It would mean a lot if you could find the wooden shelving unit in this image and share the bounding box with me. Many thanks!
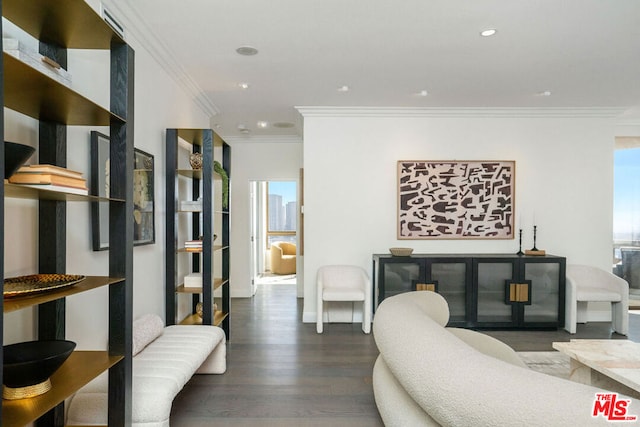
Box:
[1,0,134,425]
[179,311,227,326]
[176,279,228,294]
[4,182,123,202]
[3,53,124,125]
[165,128,231,338]
[4,276,124,313]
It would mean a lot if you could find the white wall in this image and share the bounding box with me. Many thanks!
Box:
[3,17,210,348]
[227,140,303,298]
[300,109,618,323]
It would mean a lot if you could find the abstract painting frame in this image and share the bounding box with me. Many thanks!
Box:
[397,160,515,240]
[90,131,110,251]
[133,148,155,246]
[91,131,156,250]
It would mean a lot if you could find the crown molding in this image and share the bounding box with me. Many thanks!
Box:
[615,119,640,128]
[295,106,627,118]
[100,0,219,118]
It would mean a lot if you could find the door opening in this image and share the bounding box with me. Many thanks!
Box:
[250,181,298,291]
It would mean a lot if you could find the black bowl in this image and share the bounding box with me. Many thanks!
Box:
[3,340,76,388]
[4,141,35,179]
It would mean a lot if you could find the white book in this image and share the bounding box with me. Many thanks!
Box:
[13,183,89,195]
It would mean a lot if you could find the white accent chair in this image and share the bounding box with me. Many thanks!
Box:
[316,265,372,334]
[565,264,629,335]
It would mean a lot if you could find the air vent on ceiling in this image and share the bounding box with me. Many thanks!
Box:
[101,5,125,39]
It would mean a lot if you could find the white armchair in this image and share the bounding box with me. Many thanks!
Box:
[565,264,629,335]
[316,265,372,334]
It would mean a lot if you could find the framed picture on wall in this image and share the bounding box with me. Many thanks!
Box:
[397,160,515,239]
[133,148,155,246]
[90,131,110,251]
[91,131,156,250]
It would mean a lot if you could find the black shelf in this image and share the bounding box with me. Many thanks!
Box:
[1,0,134,425]
[166,128,230,338]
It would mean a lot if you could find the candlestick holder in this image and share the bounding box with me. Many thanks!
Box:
[516,229,524,256]
[524,225,546,256]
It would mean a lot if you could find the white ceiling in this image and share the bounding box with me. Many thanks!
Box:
[107,0,640,139]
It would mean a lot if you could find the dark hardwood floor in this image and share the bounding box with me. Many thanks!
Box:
[171,283,640,425]
[171,283,383,426]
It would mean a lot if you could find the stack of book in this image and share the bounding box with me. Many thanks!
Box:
[9,164,88,195]
[184,239,203,252]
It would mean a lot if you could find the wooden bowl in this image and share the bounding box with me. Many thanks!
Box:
[389,247,414,257]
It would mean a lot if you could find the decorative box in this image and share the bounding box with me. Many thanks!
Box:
[184,273,202,288]
[3,38,72,87]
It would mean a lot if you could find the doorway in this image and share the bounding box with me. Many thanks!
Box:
[250,181,298,294]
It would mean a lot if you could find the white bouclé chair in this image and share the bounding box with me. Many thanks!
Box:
[316,265,372,334]
[565,264,629,335]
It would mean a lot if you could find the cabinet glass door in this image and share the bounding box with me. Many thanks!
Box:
[476,261,514,323]
[430,261,468,322]
[523,262,561,323]
[382,261,422,300]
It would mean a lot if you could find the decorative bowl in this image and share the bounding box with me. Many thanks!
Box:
[389,247,414,257]
[3,340,76,399]
[4,141,35,179]
[189,152,202,170]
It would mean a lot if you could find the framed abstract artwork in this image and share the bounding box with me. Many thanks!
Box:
[397,160,515,239]
[91,131,155,250]
[90,131,110,251]
[133,148,155,246]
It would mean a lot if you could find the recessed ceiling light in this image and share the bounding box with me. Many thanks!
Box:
[236,46,258,56]
[257,121,269,128]
[480,29,497,37]
[419,90,429,97]
[536,90,552,97]
[273,122,295,129]
[337,85,350,92]
[237,124,250,134]
[238,82,250,89]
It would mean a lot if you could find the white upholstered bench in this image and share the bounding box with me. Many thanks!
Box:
[66,314,226,427]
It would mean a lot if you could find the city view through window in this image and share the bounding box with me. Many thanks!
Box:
[267,181,297,247]
[614,148,640,254]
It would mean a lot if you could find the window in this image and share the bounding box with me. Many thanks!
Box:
[267,181,297,248]
[613,146,640,255]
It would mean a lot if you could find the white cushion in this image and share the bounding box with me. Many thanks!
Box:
[132,314,165,356]
[322,287,365,301]
[577,287,622,302]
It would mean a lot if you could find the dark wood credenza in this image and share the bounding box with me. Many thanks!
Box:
[373,253,566,329]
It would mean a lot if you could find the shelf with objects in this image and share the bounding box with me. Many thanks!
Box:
[373,253,565,329]
[165,128,230,338]
[1,0,134,425]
